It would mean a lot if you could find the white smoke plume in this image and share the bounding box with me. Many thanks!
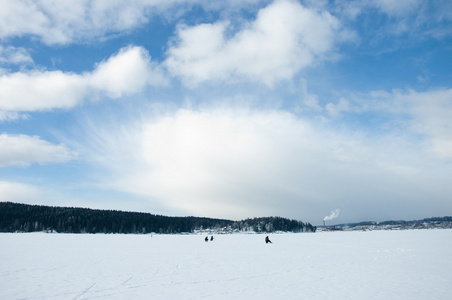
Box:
[324,209,340,221]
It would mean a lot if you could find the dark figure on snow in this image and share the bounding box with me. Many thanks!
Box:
[210,236,214,241]
[265,236,272,244]
[205,236,209,242]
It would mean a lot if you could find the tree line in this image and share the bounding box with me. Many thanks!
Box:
[233,217,315,233]
[0,202,316,234]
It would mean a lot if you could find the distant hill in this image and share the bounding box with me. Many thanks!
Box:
[330,216,452,230]
[0,202,315,234]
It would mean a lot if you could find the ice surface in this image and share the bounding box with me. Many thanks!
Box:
[1,230,451,299]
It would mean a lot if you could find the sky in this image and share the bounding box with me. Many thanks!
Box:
[0,0,451,225]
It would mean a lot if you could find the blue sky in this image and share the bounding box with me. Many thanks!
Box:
[1,0,452,224]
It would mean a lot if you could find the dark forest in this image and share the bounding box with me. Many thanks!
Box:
[0,202,316,234]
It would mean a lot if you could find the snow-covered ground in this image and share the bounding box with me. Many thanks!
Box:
[1,229,451,299]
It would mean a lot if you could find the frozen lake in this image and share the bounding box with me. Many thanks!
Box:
[1,230,451,299]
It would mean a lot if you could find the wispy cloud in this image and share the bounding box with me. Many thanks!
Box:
[71,103,452,220]
[373,0,422,16]
[0,134,77,167]
[0,46,33,65]
[0,111,28,122]
[0,0,165,45]
[339,0,452,40]
[322,87,452,160]
[0,0,267,45]
[394,89,452,159]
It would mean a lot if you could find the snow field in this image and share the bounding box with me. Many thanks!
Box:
[1,229,451,299]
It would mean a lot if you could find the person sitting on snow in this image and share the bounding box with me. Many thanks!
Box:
[265,236,272,244]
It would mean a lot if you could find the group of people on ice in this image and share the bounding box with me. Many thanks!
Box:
[204,235,272,243]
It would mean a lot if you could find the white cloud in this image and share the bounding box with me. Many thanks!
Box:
[325,97,352,117]
[0,0,162,45]
[0,0,49,41]
[373,0,421,16]
[165,0,345,87]
[75,105,452,221]
[335,0,367,20]
[0,70,85,111]
[0,46,166,112]
[335,0,452,40]
[0,46,33,65]
[91,46,167,98]
[328,88,452,159]
[394,89,452,159]
[336,0,421,19]
[0,0,267,45]
[0,133,77,167]
[0,111,28,122]
[299,79,322,112]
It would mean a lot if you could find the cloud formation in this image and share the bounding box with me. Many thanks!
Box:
[0,46,33,65]
[323,87,452,159]
[0,0,162,45]
[395,89,452,159]
[0,0,451,224]
[0,0,266,45]
[0,46,166,112]
[373,0,421,16]
[0,134,76,167]
[75,105,452,221]
[166,0,349,87]
[0,111,28,122]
